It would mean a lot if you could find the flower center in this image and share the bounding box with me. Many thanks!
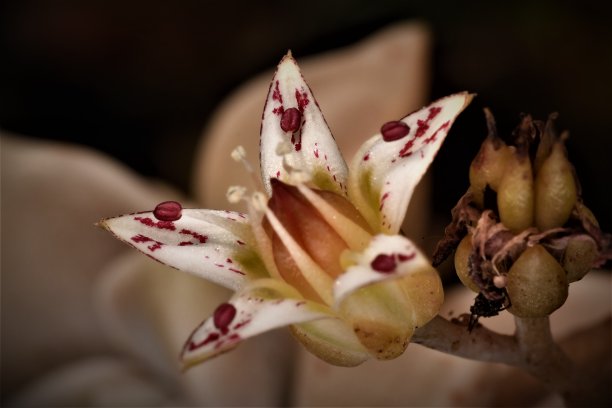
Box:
[266,179,373,304]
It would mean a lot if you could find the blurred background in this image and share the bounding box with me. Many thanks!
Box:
[1,0,611,230]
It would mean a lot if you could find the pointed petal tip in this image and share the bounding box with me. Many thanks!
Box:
[348,91,475,233]
[96,216,118,233]
[434,91,475,112]
[442,91,475,108]
[464,91,476,106]
[278,51,298,68]
[260,52,348,195]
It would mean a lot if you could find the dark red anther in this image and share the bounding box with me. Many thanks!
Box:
[280,107,302,132]
[213,303,237,331]
[381,121,410,142]
[153,201,182,221]
[371,254,397,273]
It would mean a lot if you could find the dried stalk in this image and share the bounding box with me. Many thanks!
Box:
[413,314,611,407]
[412,315,520,365]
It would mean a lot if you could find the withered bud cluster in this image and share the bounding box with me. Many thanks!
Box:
[434,110,611,327]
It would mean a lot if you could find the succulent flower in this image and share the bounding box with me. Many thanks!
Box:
[100,52,472,368]
[434,110,612,324]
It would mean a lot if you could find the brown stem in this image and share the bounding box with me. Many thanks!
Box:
[414,314,610,407]
[412,315,520,365]
[513,317,575,402]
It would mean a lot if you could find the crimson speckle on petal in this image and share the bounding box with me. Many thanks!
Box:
[153,201,182,221]
[381,121,410,142]
[280,107,302,132]
[371,254,397,273]
[213,303,237,332]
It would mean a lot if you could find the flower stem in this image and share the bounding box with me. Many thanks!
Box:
[412,315,520,365]
[513,317,573,393]
[514,316,607,407]
[413,314,610,406]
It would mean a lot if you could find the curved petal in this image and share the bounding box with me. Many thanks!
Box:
[260,53,348,196]
[99,209,267,291]
[348,93,474,233]
[333,234,443,359]
[337,234,443,327]
[290,319,370,367]
[180,279,332,369]
[334,234,435,305]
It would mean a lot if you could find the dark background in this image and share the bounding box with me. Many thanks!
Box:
[2,0,611,231]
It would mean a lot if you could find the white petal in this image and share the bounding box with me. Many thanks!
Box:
[260,53,348,195]
[334,234,433,306]
[180,279,332,368]
[348,93,474,233]
[100,209,267,291]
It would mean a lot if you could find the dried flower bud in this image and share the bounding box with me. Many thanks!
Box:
[454,233,480,292]
[563,235,598,283]
[535,140,577,230]
[506,245,568,318]
[497,147,534,233]
[437,111,610,326]
[469,111,511,208]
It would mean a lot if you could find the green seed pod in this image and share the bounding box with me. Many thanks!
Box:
[497,147,534,233]
[454,233,480,292]
[469,110,511,208]
[535,141,577,230]
[563,235,598,283]
[507,245,568,318]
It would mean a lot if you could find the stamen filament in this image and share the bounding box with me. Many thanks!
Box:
[230,145,263,191]
[226,185,247,204]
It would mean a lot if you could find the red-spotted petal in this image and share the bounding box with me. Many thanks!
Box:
[180,279,332,369]
[99,209,267,290]
[334,234,434,305]
[348,93,474,233]
[333,234,443,359]
[260,52,348,195]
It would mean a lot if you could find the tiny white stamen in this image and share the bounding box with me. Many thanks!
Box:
[275,141,311,183]
[229,145,262,191]
[288,169,311,184]
[226,185,247,203]
[283,154,299,171]
[231,145,247,162]
[251,192,268,212]
[231,145,254,174]
[276,141,293,156]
